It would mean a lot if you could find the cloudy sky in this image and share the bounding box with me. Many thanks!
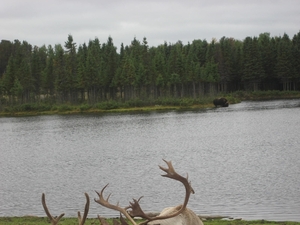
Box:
[1,0,299,49]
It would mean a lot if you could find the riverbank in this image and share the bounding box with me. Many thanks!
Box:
[0,217,299,225]
[1,90,300,117]
[0,103,214,117]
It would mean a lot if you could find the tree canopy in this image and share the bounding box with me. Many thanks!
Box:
[0,31,300,105]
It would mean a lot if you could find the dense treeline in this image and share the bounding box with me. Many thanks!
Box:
[0,32,300,106]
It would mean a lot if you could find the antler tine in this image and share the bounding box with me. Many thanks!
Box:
[138,159,195,223]
[159,159,194,194]
[41,193,65,225]
[159,159,176,175]
[94,184,137,225]
[127,196,152,220]
[77,192,90,225]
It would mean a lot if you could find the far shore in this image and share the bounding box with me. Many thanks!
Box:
[1,90,300,117]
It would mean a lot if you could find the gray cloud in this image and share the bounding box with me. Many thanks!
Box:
[1,0,299,49]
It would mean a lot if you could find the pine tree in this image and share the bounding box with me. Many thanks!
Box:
[258,33,278,90]
[2,56,15,100]
[275,33,295,90]
[31,46,42,98]
[154,47,168,97]
[168,42,184,97]
[0,40,13,77]
[242,37,265,91]
[18,58,33,102]
[112,43,125,99]
[42,45,55,97]
[185,44,198,98]
[86,38,102,103]
[216,37,240,92]
[121,55,136,100]
[64,34,78,102]
[292,32,300,89]
[76,43,88,101]
[11,78,23,102]
[53,44,67,102]
[102,36,118,99]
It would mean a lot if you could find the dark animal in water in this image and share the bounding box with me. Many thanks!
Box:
[213,98,229,107]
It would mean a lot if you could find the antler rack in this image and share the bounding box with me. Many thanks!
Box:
[94,159,195,225]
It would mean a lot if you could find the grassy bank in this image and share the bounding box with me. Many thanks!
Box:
[0,217,299,225]
[0,96,221,117]
[231,90,300,100]
[1,91,300,117]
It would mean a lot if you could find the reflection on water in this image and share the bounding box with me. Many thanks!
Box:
[0,99,300,221]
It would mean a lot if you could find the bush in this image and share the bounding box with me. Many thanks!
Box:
[93,101,120,110]
[155,97,181,106]
[126,99,146,107]
[79,104,92,111]
[36,104,52,112]
[57,104,73,112]
[179,98,194,107]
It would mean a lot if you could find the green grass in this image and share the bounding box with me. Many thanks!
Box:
[0,97,216,117]
[0,216,98,225]
[204,220,300,225]
[0,216,144,225]
[0,217,299,225]
[230,90,300,100]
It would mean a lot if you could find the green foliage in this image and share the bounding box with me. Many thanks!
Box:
[230,90,300,100]
[11,78,23,97]
[202,58,220,82]
[231,90,248,98]
[2,55,15,94]
[275,33,296,91]
[79,104,92,111]
[1,92,300,116]
[56,104,73,112]
[154,97,203,107]
[242,37,266,89]
[155,97,181,106]
[1,103,52,113]
[93,100,120,110]
[1,32,300,108]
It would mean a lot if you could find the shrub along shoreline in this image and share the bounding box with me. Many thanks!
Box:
[1,91,300,117]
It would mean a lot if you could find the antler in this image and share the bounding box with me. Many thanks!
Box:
[41,193,65,225]
[77,192,90,225]
[42,193,90,225]
[95,159,195,225]
[94,184,136,225]
[127,159,195,224]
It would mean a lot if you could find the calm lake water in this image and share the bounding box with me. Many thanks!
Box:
[0,99,300,221]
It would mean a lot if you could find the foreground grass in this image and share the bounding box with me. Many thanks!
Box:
[0,217,299,225]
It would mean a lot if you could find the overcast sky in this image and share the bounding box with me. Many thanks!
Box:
[1,0,299,50]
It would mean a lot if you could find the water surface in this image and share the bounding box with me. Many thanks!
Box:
[0,99,300,221]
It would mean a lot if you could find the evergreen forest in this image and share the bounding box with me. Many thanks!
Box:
[0,32,300,108]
